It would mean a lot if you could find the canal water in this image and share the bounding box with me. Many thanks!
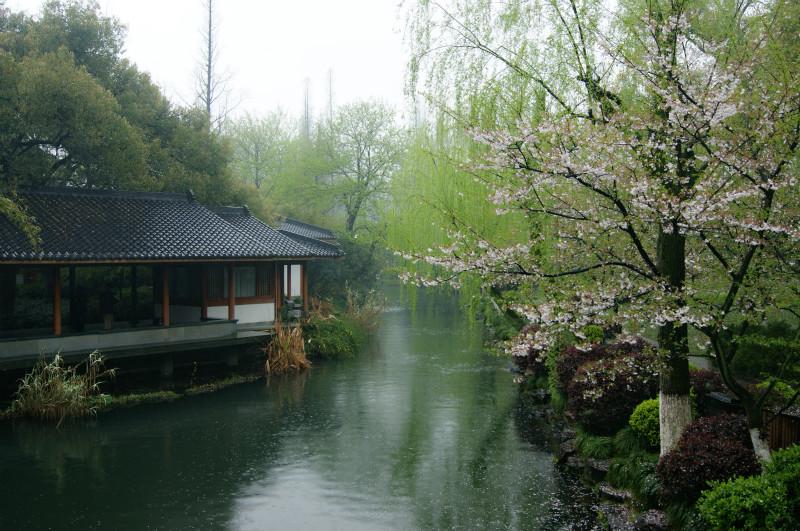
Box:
[0,286,598,530]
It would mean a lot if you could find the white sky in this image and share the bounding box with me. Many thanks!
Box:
[7,0,409,120]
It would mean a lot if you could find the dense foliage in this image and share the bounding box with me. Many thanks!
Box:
[657,415,760,504]
[303,316,365,360]
[567,349,660,434]
[698,444,800,530]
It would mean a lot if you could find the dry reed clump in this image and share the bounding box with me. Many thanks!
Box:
[10,351,115,427]
[264,324,311,375]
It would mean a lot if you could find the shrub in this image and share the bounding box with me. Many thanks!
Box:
[765,443,800,520]
[657,415,760,504]
[566,349,659,434]
[630,398,660,449]
[698,474,792,530]
[303,316,365,360]
[10,351,115,426]
[555,344,606,391]
[555,337,645,391]
[344,285,386,332]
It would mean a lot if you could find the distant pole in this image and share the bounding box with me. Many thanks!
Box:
[327,69,334,125]
[303,78,311,139]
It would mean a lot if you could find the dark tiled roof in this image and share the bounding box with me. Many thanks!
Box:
[0,188,332,262]
[212,207,340,258]
[277,230,343,258]
[278,218,336,241]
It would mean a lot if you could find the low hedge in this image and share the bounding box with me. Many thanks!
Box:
[566,349,659,435]
[657,415,760,504]
[698,474,791,530]
[698,443,800,530]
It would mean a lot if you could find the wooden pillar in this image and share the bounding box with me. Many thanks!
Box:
[227,264,235,321]
[286,264,292,299]
[302,262,308,313]
[53,267,62,337]
[201,265,208,320]
[274,262,281,321]
[162,265,170,327]
[130,265,138,326]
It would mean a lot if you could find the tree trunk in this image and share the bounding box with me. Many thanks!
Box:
[657,229,692,454]
[345,209,358,234]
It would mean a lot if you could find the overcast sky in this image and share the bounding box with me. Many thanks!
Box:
[7,0,409,120]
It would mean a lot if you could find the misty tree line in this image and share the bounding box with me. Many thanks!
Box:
[0,0,408,243]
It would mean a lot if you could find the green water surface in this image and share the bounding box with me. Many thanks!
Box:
[0,286,597,530]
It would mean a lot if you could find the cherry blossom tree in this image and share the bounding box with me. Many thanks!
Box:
[403,0,799,456]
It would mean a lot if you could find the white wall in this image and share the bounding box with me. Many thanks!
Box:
[290,264,302,297]
[208,303,274,324]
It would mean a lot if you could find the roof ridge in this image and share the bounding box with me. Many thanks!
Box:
[210,207,319,257]
[282,217,336,238]
[19,186,189,202]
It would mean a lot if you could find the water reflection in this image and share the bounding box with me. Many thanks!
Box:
[0,285,597,530]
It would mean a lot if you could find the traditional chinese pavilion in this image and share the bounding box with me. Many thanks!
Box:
[0,187,342,367]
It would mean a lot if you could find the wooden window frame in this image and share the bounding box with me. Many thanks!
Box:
[207,263,275,306]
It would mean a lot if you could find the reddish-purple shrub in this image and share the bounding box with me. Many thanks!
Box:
[555,337,646,391]
[555,344,605,390]
[657,415,760,503]
[566,349,660,434]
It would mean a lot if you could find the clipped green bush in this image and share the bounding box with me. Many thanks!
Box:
[698,474,792,530]
[629,398,660,449]
[765,443,800,520]
[303,316,365,360]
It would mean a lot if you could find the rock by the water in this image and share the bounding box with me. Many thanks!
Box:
[598,482,631,502]
[633,510,668,531]
[598,503,635,531]
[557,438,577,463]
